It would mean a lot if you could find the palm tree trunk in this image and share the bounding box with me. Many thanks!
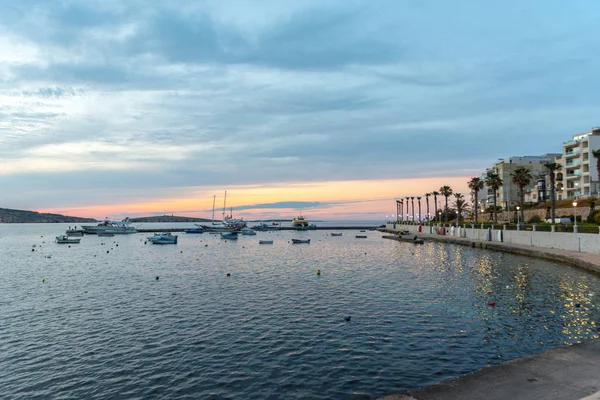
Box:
[550,177,556,223]
[474,192,479,223]
[418,200,422,223]
[426,198,430,222]
[520,186,525,224]
[444,196,449,223]
[493,190,498,223]
[411,198,415,222]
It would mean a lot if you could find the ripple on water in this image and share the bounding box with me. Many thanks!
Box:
[0,224,599,399]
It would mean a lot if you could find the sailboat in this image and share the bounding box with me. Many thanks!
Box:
[200,192,247,232]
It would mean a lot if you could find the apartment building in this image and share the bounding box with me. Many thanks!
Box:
[486,154,560,210]
[559,127,600,200]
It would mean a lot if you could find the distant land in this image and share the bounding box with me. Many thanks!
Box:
[0,208,98,223]
[130,215,213,223]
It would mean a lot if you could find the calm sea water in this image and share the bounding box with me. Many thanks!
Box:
[1,223,599,399]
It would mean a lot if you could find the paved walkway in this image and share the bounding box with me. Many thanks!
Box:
[379,339,600,400]
[379,229,600,399]
[381,229,600,274]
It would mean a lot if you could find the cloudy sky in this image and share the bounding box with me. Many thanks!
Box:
[1,0,599,220]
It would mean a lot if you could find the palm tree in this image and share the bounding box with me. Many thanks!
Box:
[439,186,453,223]
[543,162,561,223]
[453,193,469,223]
[468,177,485,223]
[511,167,533,224]
[432,191,440,223]
[411,197,415,222]
[405,196,410,221]
[417,196,422,223]
[485,172,503,223]
[425,193,431,223]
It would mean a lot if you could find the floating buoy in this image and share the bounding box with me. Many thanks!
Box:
[180,251,183,253]
[156,276,159,281]
[31,249,35,252]
[575,303,581,308]
[106,250,109,253]
[196,258,199,260]
[205,244,208,247]
[42,278,45,283]
[487,302,496,307]
[227,273,231,276]
[344,316,351,322]
[317,269,321,276]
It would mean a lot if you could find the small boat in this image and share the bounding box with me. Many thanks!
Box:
[291,239,310,244]
[221,232,238,240]
[56,235,81,244]
[98,231,115,237]
[240,227,257,235]
[355,235,367,239]
[359,230,366,232]
[147,233,178,244]
[65,229,84,236]
[259,240,274,244]
[331,233,343,236]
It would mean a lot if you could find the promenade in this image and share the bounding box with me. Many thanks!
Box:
[378,226,600,400]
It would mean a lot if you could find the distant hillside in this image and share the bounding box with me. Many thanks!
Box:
[129,215,214,223]
[0,208,98,223]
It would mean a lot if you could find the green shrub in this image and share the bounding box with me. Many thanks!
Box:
[588,210,600,224]
[528,215,542,223]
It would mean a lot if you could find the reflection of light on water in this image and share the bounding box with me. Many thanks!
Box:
[558,278,598,344]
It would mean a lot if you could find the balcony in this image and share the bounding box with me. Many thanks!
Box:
[566,171,582,179]
[564,148,581,158]
[565,159,581,167]
[563,139,579,147]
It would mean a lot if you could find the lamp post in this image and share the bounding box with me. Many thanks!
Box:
[516,205,520,229]
[573,200,578,232]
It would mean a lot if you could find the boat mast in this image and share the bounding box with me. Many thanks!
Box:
[223,190,227,220]
[212,195,216,224]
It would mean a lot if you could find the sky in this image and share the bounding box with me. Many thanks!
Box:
[1,0,599,220]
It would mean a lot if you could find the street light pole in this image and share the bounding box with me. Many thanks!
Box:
[516,205,520,229]
[573,200,578,232]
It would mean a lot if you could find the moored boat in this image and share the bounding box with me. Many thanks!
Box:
[147,233,178,244]
[331,233,343,236]
[291,238,310,244]
[65,230,84,236]
[184,226,204,234]
[98,232,115,237]
[240,227,257,235]
[355,235,367,239]
[56,235,81,244]
[259,240,273,244]
[221,232,238,240]
[293,216,309,230]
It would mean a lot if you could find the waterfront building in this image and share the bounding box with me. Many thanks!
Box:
[559,127,600,200]
[486,154,560,210]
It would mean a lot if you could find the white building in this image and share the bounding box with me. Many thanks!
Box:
[558,127,600,200]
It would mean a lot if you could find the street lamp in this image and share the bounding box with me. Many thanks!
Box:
[573,201,578,231]
[516,205,520,227]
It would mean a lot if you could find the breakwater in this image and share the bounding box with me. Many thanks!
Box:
[137,226,378,233]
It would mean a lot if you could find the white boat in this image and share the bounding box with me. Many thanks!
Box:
[251,222,281,231]
[56,235,81,244]
[240,227,257,235]
[147,233,178,244]
[291,239,310,244]
[259,240,273,244]
[82,217,137,234]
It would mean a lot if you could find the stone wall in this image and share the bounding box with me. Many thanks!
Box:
[481,206,595,223]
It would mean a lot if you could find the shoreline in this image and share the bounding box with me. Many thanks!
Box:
[378,227,600,399]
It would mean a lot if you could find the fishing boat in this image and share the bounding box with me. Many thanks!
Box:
[292,216,309,230]
[81,217,137,234]
[291,238,310,244]
[65,230,84,236]
[331,233,343,236]
[259,240,273,244]
[147,233,178,244]
[240,227,257,235]
[220,232,238,240]
[55,235,81,244]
